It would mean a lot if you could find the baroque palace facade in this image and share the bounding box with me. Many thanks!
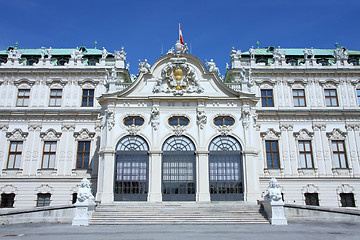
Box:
[0,42,359,209]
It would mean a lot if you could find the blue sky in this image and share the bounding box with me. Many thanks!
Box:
[1,0,359,74]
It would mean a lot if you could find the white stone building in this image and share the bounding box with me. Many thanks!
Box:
[0,43,359,209]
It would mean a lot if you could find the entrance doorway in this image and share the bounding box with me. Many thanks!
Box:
[209,136,243,201]
[114,136,149,201]
[162,136,196,201]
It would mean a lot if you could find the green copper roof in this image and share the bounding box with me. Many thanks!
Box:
[242,48,360,56]
[0,48,104,56]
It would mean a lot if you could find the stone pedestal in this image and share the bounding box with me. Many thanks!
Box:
[72,202,96,226]
[263,200,288,225]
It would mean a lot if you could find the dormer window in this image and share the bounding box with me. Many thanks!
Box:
[124,116,144,126]
[213,116,235,126]
[168,116,189,126]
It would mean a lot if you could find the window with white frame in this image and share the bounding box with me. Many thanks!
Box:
[16,89,30,107]
[7,141,22,169]
[49,89,62,107]
[332,140,348,169]
[41,141,57,169]
[324,89,339,107]
[299,140,314,168]
[293,89,306,107]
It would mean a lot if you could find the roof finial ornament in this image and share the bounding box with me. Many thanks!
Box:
[256,41,260,48]
[94,41,98,49]
[15,42,18,49]
[335,42,339,49]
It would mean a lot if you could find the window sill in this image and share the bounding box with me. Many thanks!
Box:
[298,168,318,176]
[263,168,284,177]
[2,169,23,176]
[71,168,91,176]
[332,168,352,176]
[37,169,57,176]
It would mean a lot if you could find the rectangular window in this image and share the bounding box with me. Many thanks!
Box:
[305,193,319,206]
[299,140,314,168]
[42,141,57,169]
[37,193,51,207]
[76,141,91,169]
[1,193,15,208]
[7,141,22,169]
[293,89,306,107]
[332,140,348,168]
[340,193,356,207]
[49,89,62,107]
[261,89,274,107]
[325,89,338,107]
[357,89,360,106]
[265,140,280,168]
[81,89,94,107]
[16,89,30,107]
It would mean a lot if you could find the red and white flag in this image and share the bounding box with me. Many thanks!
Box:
[179,23,184,45]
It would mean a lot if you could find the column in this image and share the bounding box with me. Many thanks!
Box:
[148,151,162,202]
[243,149,260,202]
[196,151,210,202]
[346,124,360,177]
[313,124,326,176]
[98,149,115,203]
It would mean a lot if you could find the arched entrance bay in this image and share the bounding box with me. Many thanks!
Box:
[209,136,244,201]
[114,136,149,201]
[162,136,196,201]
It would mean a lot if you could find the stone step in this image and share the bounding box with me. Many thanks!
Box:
[90,203,268,225]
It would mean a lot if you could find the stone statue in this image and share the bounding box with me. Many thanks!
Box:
[130,74,137,82]
[248,68,254,85]
[197,110,207,129]
[150,105,160,130]
[40,47,46,60]
[115,46,126,61]
[71,47,83,61]
[226,62,229,70]
[249,46,255,59]
[7,48,22,60]
[265,178,282,203]
[183,43,189,54]
[139,59,151,74]
[206,59,220,75]
[47,47,52,59]
[102,47,108,59]
[303,48,308,59]
[334,47,349,61]
[167,47,174,54]
[273,46,286,61]
[309,47,315,59]
[76,178,95,205]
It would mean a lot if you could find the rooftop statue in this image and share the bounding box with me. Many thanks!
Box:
[334,47,349,61]
[167,47,175,54]
[7,48,22,60]
[230,47,241,60]
[71,47,83,60]
[115,46,126,61]
[308,47,315,59]
[138,59,151,74]
[102,47,108,59]
[40,47,46,60]
[249,46,255,59]
[206,59,220,76]
[111,65,117,79]
[183,43,189,54]
[47,47,52,59]
[273,46,286,61]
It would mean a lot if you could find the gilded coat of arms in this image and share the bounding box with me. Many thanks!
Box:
[153,57,203,96]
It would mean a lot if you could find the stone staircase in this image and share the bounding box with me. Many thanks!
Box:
[90,202,269,225]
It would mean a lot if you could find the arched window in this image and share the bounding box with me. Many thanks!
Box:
[209,136,243,201]
[116,135,148,151]
[162,135,195,151]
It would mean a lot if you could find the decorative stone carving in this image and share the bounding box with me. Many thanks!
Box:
[336,184,354,194]
[153,57,203,96]
[293,129,314,140]
[45,78,67,87]
[0,124,9,131]
[40,129,62,140]
[334,47,349,62]
[206,59,220,76]
[61,123,75,132]
[14,78,36,87]
[138,59,151,74]
[196,110,207,129]
[273,46,286,61]
[6,129,28,140]
[312,124,326,131]
[241,108,251,129]
[326,128,347,140]
[126,125,141,136]
[346,124,360,131]
[47,47,52,59]
[263,178,287,225]
[301,184,319,194]
[260,128,281,140]
[150,106,160,131]
[70,47,84,61]
[0,185,18,194]
[73,129,95,140]
[172,125,186,136]
[7,48,22,62]
[76,178,95,204]
[249,46,255,59]
[217,125,232,136]
[28,123,42,131]
[99,109,115,131]
[36,184,53,193]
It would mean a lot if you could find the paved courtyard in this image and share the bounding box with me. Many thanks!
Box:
[0,221,359,240]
